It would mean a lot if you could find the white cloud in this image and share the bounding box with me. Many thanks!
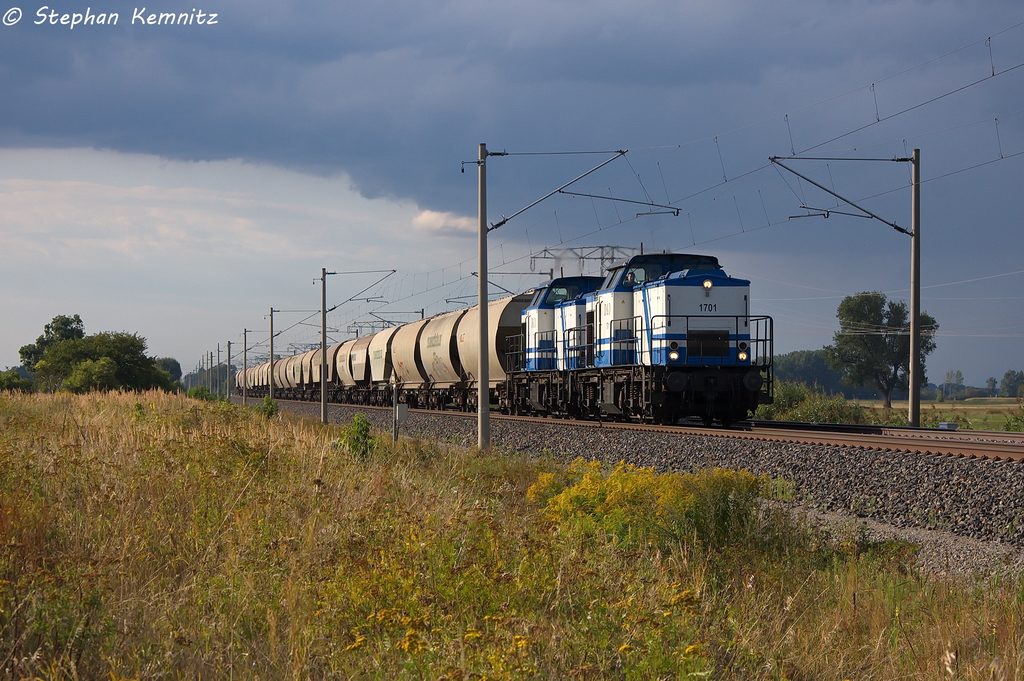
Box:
[412,209,476,237]
[0,148,480,368]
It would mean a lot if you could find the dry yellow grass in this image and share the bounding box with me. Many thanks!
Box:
[1,391,1022,679]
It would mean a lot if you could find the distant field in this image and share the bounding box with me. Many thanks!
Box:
[855,398,1022,430]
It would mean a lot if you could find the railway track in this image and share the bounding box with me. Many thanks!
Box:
[264,398,1024,462]
[494,414,1024,461]
[729,424,1024,462]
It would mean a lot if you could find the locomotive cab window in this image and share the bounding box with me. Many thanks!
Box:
[544,285,581,305]
[623,268,648,287]
[601,267,623,290]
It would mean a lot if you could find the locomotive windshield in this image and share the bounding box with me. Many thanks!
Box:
[544,283,584,305]
[531,276,604,306]
[601,267,623,290]
[605,253,721,289]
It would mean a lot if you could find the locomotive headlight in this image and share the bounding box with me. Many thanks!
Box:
[738,351,748,361]
[703,279,713,297]
[669,351,680,361]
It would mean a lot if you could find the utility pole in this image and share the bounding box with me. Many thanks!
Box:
[477,143,490,450]
[909,149,922,427]
[769,153,922,425]
[226,341,232,403]
[242,329,250,406]
[269,308,277,401]
[319,268,337,424]
[216,344,221,399]
[210,351,215,397]
[469,144,631,449]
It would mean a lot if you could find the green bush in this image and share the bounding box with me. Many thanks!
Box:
[257,395,279,419]
[785,391,869,424]
[753,381,810,420]
[186,386,215,401]
[754,381,943,425]
[340,414,374,460]
[1004,409,1024,432]
[63,357,118,393]
[920,410,971,429]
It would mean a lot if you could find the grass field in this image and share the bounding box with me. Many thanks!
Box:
[2,391,1023,679]
[856,398,1024,430]
[758,382,1024,430]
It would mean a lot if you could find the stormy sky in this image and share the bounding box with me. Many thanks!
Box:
[2,0,1023,387]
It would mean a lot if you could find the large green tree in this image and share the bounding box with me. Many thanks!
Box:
[823,292,938,409]
[1000,370,1024,398]
[156,357,183,382]
[18,314,85,372]
[33,332,174,393]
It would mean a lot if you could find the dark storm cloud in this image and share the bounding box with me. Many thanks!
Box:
[2,0,1024,384]
[1,0,1022,214]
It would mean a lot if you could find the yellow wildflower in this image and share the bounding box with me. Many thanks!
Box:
[344,636,367,651]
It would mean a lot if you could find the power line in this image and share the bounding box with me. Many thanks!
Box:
[241,23,1024,353]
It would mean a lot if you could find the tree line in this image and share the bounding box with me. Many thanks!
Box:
[778,349,1022,401]
[0,314,181,394]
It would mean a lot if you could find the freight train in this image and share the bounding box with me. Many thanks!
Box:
[237,252,774,426]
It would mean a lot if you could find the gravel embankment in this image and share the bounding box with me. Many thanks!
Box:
[272,400,1024,578]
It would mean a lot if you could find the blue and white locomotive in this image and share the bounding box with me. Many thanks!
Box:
[505,252,773,425]
[239,250,772,427]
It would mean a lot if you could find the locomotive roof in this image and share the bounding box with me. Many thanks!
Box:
[610,252,721,273]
